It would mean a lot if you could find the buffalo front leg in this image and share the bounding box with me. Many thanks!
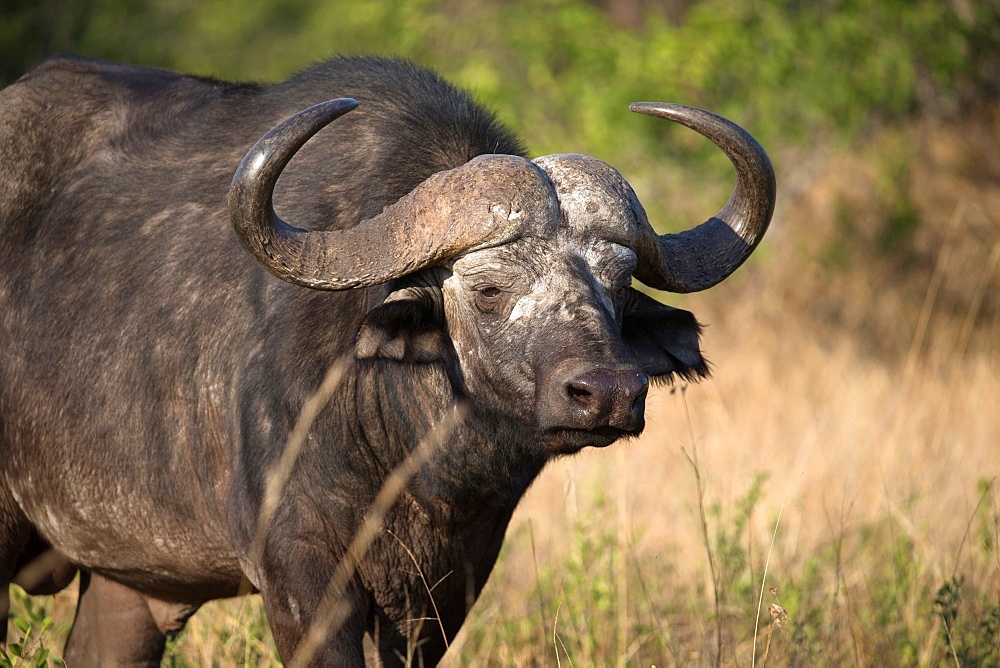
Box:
[257,546,370,667]
[263,586,369,667]
[63,570,199,667]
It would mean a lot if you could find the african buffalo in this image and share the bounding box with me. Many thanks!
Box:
[0,54,774,665]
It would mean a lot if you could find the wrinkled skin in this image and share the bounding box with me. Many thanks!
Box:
[0,55,730,667]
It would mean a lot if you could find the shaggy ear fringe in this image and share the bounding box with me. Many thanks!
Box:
[649,353,712,386]
[622,289,710,382]
[653,317,710,385]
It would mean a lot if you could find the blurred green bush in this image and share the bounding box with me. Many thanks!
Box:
[2,0,998,229]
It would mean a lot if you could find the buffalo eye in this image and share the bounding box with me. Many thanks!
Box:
[474,286,505,312]
[610,283,636,325]
[611,281,631,311]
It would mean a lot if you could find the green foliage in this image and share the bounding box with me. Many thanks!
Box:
[4,1,997,143]
[1,587,64,668]
[932,478,1000,667]
[935,574,1000,667]
[875,151,921,254]
[975,478,999,558]
[3,0,996,235]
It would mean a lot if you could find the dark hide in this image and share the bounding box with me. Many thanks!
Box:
[0,55,707,665]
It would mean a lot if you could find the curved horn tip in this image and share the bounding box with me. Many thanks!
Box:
[628,101,749,137]
[232,97,361,187]
[629,101,695,117]
[625,100,776,293]
[629,101,712,122]
[311,97,360,112]
[260,98,360,144]
[264,97,360,150]
[319,97,359,114]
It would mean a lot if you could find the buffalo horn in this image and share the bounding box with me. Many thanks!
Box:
[628,103,775,293]
[229,98,551,290]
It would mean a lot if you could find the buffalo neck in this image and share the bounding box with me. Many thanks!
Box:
[340,358,550,518]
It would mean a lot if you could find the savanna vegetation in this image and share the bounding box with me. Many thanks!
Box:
[3,0,999,665]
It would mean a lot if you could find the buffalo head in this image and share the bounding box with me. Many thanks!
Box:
[228,98,774,454]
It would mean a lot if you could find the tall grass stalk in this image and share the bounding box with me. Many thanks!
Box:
[751,474,799,668]
[615,447,628,667]
[679,384,723,667]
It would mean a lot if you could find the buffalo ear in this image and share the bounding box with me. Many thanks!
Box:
[356,284,450,363]
[621,288,710,382]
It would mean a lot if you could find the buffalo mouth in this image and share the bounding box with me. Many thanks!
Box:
[541,426,637,454]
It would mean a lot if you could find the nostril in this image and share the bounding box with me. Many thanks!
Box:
[565,368,647,412]
[630,373,649,402]
[549,366,650,435]
[631,382,648,411]
[566,380,595,404]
